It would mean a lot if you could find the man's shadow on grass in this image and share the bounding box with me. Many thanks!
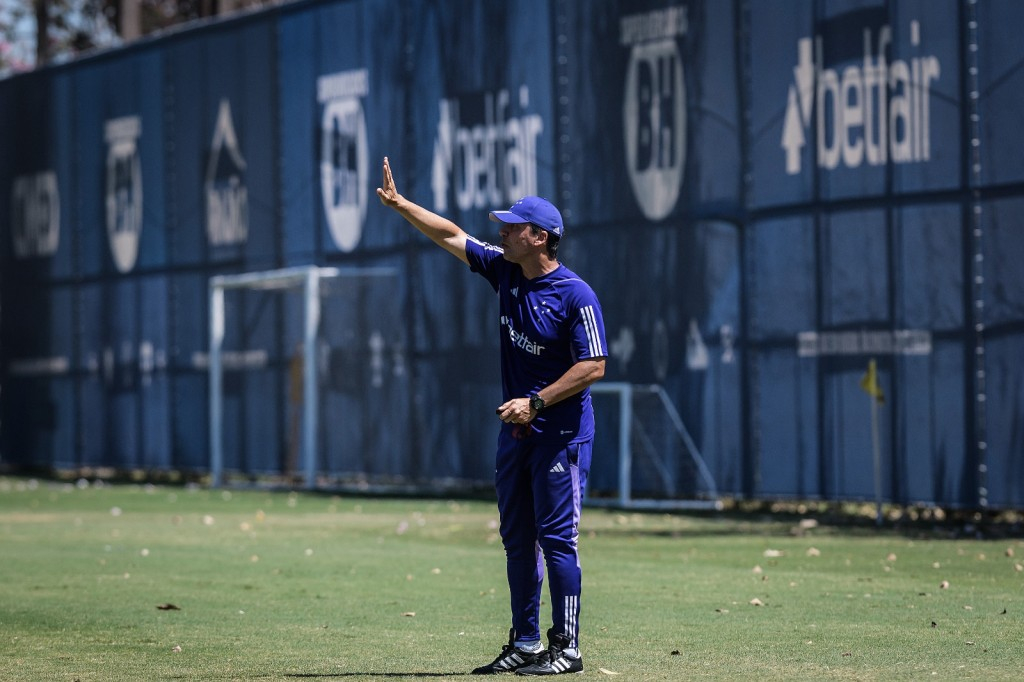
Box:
[285,674,474,678]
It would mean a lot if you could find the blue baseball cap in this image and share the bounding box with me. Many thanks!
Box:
[489,196,564,237]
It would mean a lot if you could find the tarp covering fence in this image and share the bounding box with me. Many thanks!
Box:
[1,0,1022,508]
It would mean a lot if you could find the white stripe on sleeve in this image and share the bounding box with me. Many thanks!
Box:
[580,305,603,357]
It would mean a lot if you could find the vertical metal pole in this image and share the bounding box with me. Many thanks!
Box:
[618,383,633,507]
[209,282,225,487]
[964,0,988,509]
[302,268,321,490]
[871,387,882,526]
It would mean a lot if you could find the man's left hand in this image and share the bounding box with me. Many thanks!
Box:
[495,398,535,425]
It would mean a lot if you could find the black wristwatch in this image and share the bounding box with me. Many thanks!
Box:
[529,393,545,412]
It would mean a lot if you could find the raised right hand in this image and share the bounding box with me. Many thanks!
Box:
[376,156,400,208]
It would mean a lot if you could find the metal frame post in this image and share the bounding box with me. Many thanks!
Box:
[302,268,321,490]
[590,382,633,507]
[209,282,225,487]
[617,382,633,507]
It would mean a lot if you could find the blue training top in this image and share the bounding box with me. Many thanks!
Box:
[465,236,608,443]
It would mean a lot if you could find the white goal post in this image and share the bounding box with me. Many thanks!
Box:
[208,264,395,489]
[589,382,722,511]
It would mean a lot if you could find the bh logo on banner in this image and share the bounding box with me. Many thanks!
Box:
[318,69,369,253]
[10,170,60,259]
[105,115,143,273]
[621,6,688,222]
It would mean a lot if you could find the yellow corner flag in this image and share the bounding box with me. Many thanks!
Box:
[860,358,885,404]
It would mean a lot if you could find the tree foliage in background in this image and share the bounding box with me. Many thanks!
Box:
[0,0,277,77]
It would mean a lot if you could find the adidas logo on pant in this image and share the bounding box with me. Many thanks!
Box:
[549,462,566,473]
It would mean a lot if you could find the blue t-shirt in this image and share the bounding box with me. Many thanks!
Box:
[465,236,608,443]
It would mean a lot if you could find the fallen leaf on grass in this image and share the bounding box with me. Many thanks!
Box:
[749,598,764,606]
[598,668,622,675]
[670,650,680,655]
[156,603,180,611]
[806,547,821,557]
[402,612,416,617]
[940,580,950,589]
[842,652,852,657]
[763,549,784,558]
[171,645,182,653]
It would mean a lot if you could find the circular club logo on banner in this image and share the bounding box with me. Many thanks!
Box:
[320,97,368,253]
[104,116,143,273]
[623,39,686,222]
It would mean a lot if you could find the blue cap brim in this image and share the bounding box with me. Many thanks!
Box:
[488,210,528,224]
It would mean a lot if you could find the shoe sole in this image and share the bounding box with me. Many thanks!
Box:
[516,659,581,671]
[516,665,584,676]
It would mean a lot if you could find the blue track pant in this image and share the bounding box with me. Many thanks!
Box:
[494,431,592,650]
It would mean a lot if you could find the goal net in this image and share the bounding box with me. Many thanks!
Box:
[589,382,721,510]
[208,264,396,488]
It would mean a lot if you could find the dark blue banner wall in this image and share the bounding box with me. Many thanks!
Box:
[1,0,1022,509]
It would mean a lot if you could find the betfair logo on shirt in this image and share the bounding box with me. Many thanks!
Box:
[502,317,545,355]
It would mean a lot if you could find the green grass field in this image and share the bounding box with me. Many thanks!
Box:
[1,476,1021,681]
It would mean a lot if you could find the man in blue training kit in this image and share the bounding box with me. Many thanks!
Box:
[377,157,607,676]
